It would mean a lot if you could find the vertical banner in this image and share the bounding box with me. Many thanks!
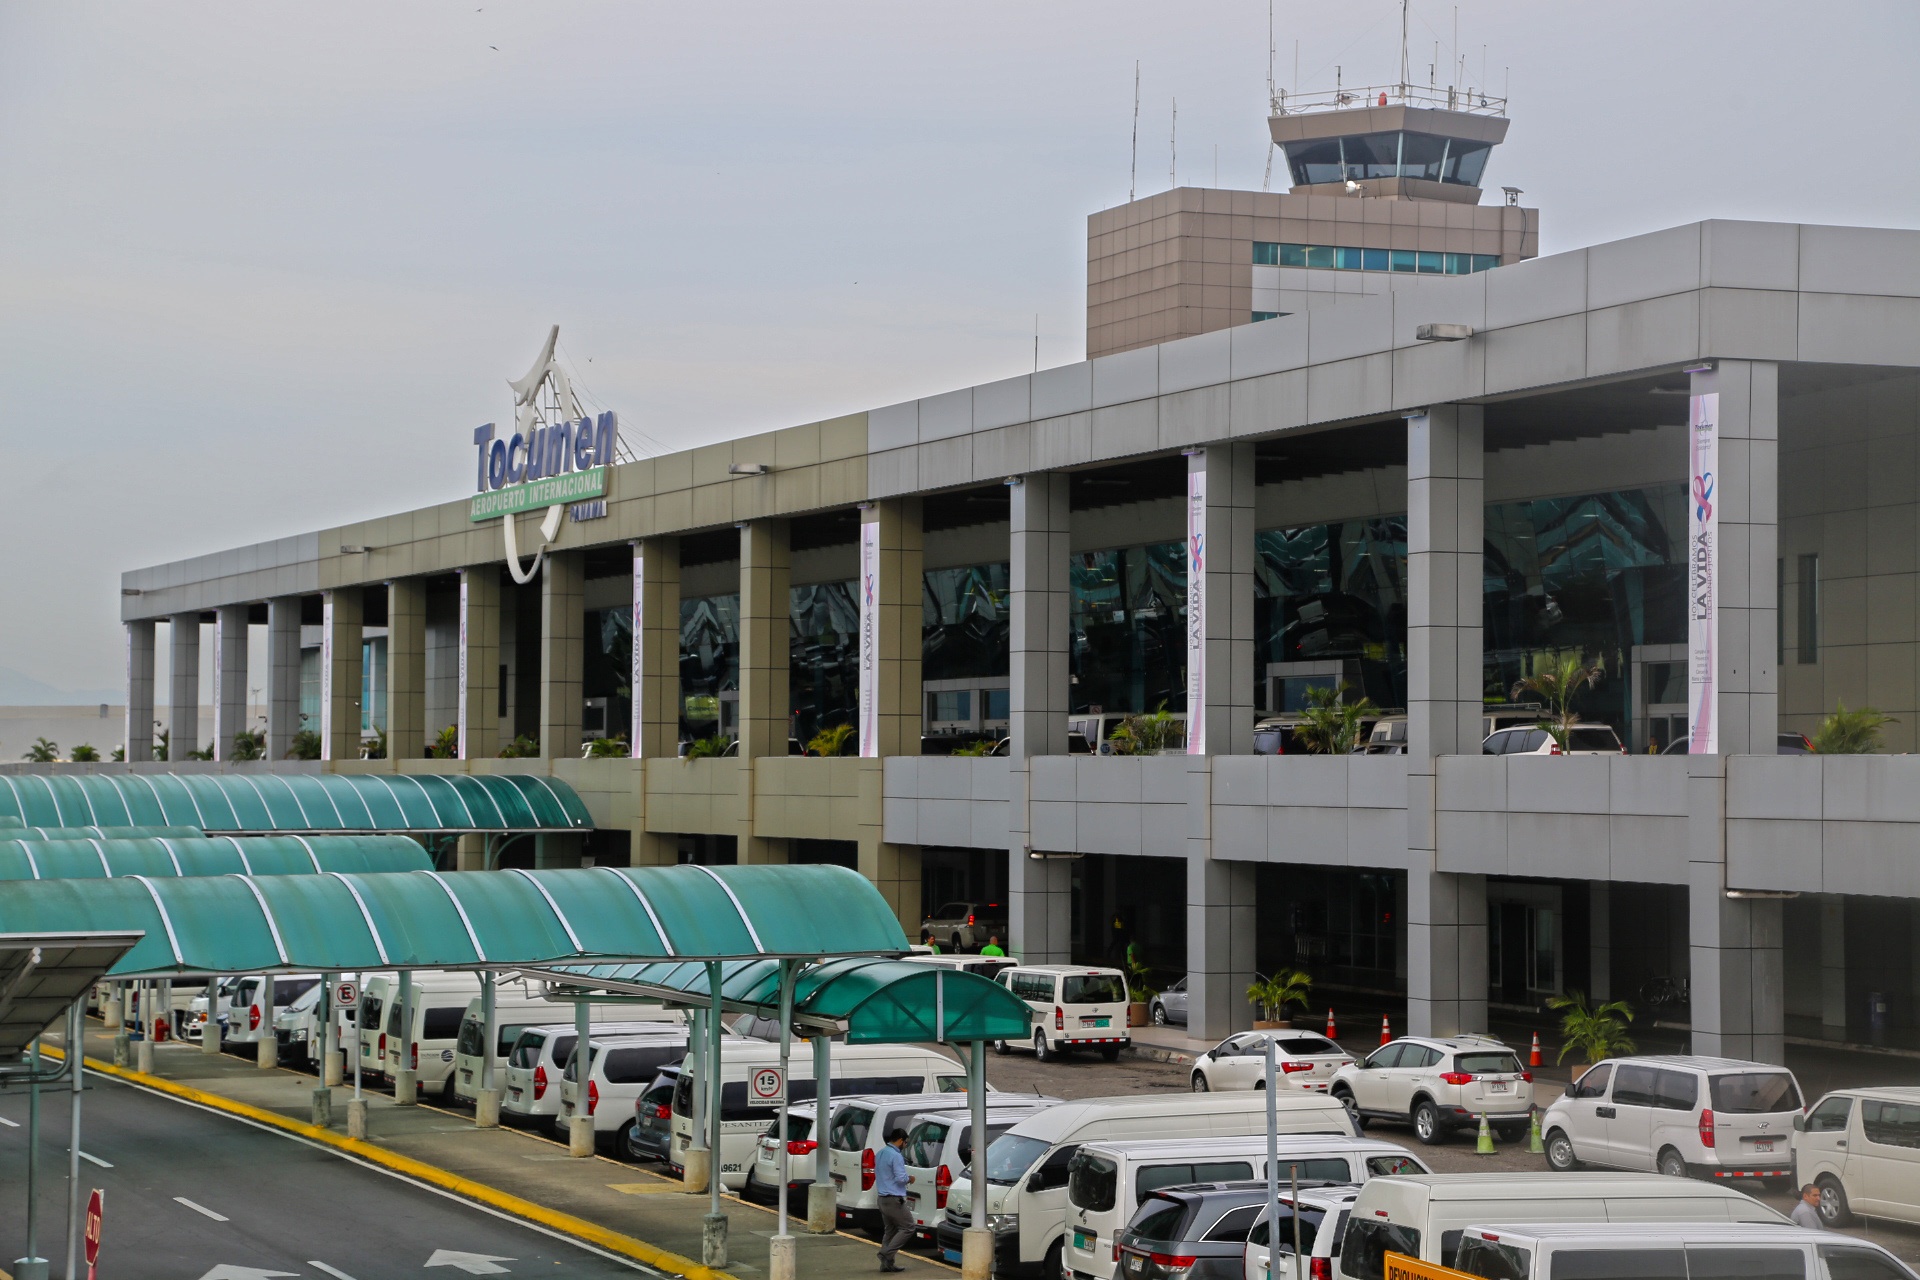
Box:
[457,571,470,759]
[1185,460,1207,754]
[1687,392,1720,755]
[630,544,645,758]
[319,595,335,760]
[857,519,881,757]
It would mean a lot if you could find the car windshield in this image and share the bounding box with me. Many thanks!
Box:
[985,1133,1048,1185]
[1064,975,1126,1004]
[1455,1052,1521,1074]
[1711,1072,1802,1114]
[1280,1036,1339,1056]
[936,903,968,919]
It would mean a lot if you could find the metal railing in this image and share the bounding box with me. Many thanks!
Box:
[1271,83,1506,117]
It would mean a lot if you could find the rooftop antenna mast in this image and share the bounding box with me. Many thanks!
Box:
[1399,0,1410,99]
[1262,0,1275,190]
[1169,96,1177,189]
[1129,61,1140,202]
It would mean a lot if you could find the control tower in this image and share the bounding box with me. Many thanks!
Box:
[1087,82,1538,359]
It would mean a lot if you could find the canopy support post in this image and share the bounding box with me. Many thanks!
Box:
[684,1006,706,1182]
[16,1034,47,1280]
[256,973,276,1070]
[569,998,593,1156]
[703,960,727,1269]
[808,1031,832,1232]
[770,959,798,1280]
[348,971,367,1139]
[321,970,342,1087]
[62,1001,81,1280]
[961,1037,990,1280]
[476,972,499,1127]
[394,971,416,1104]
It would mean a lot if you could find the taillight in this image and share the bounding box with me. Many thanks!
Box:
[1440,1071,1474,1085]
[410,1042,419,1070]
[968,913,975,926]
[1312,1257,1333,1280]
[1281,1061,1314,1074]
[377,1033,387,1057]
[935,1163,952,1208]
[1699,1107,1715,1149]
[1149,1253,1197,1270]
[788,1139,817,1156]
[533,1066,548,1100]
[861,1147,876,1191]
[1520,1070,1533,1083]
[588,1080,600,1116]
[1055,1007,1065,1031]
[654,1104,671,1119]
[1548,743,1564,756]
[249,1006,261,1031]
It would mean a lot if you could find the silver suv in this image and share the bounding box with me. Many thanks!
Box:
[1328,1035,1535,1145]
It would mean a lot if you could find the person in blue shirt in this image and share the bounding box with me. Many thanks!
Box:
[874,1127,913,1272]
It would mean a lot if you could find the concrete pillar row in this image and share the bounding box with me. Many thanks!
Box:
[321,588,364,762]
[458,567,502,761]
[387,578,428,762]
[266,596,303,762]
[212,605,249,761]
[125,620,156,763]
[858,499,924,930]
[738,520,791,865]
[1007,472,1073,964]
[1184,445,1256,756]
[1404,404,1490,1039]
[540,550,585,758]
[1186,852,1258,1040]
[630,537,682,866]
[168,612,202,760]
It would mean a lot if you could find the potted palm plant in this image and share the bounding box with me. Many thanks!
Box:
[1125,956,1156,1028]
[1510,651,1606,753]
[1246,968,1312,1030]
[1546,990,1636,1081]
[1812,702,1895,754]
[1294,684,1378,754]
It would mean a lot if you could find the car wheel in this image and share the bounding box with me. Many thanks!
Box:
[1412,1099,1446,1146]
[1044,1240,1066,1280]
[1099,1045,1121,1063]
[1033,1032,1052,1063]
[1495,1123,1528,1144]
[950,934,965,954]
[1656,1147,1689,1179]
[1151,1003,1167,1027]
[616,1119,642,1161]
[1545,1128,1580,1172]
[1333,1087,1368,1131]
[624,1124,650,1162]
[1191,1071,1210,1092]
[994,1038,1010,1055]
[1817,1175,1854,1227]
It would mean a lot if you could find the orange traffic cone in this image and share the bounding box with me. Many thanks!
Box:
[1530,1032,1542,1068]
[1379,1015,1391,1046]
[1326,1008,1337,1039]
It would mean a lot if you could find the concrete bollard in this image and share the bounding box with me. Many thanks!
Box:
[961,1226,994,1280]
[324,1049,344,1088]
[682,1145,711,1191]
[311,1087,334,1128]
[768,1234,796,1280]
[346,1097,369,1140]
[568,1115,595,1157]
[134,1038,154,1076]
[112,1033,130,1068]
[393,1068,418,1105]
[202,1021,222,1054]
[476,1089,502,1129]
[103,994,121,1030]
[13,1256,49,1280]
[257,1036,277,1070]
[806,1183,835,1234]
[701,1212,728,1268]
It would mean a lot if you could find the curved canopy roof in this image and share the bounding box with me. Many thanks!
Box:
[541,956,1035,1044]
[0,772,591,835]
[0,863,909,977]
[11,827,208,841]
[0,835,431,881]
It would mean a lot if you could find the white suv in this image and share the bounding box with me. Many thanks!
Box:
[1541,1054,1803,1181]
[1328,1035,1534,1145]
[1483,724,1625,755]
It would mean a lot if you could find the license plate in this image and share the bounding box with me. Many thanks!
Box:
[461,1071,472,1083]
[1075,1230,1094,1251]
[943,1249,963,1264]
[1752,1139,1775,1152]
[832,1175,845,1189]
[1488,1080,1510,1092]
[1083,1017,1110,1028]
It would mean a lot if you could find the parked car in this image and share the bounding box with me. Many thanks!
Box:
[995,965,1130,1061]
[902,1098,1060,1242]
[625,1067,682,1163]
[1793,1086,1920,1226]
[1241,1184,1362,1280]
[921,901,1009,953]
[830,1092,1052,1236]
[272,982,326,1068]
[1662,731,1815,755]
[1148,978,1188,1027]
[1115,1182,1284,1280]
[1328,1036,1533,1145]
[501,1019,677,1128]
[1540,1054,1803,1180]
[742,1102,820,1205]
[558,1031,692,1154]
[1191,1030,1353,1094]
[1447,1223,1907,1280]
[1482,724,1624,755]
[225,974,321,1048]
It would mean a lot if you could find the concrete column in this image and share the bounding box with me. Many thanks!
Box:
[632,538,682,759]
[266,597,302,761]
[458,567,501,760]
[1007,473,1073,963]
[540,550,584,758]
[212,605,249,761]
[322,588,364,762]
[738,521,790,865]
[859,832,922,937]
[125,620,155,762]
[1405,405,1489,1038]
[858,499,924,758]
[1184,445,1256,755]
[1687,756,1786,1062]
[387,579,427,762]
[1820,895,1846,1036]
[1690,360,1779,754]
[168,613,201,760]
[1187,856,1257,1040]
[1589,883,1611,1002]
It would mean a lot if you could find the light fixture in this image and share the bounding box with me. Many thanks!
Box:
[728,462,769,476]
[1026,848,1084,861]
[120,587,141,597]
[1003,476,1023,487]
[1683,361,1715,374]
[1502,186,1523,207]
[1415,323,1475,342]
[1725,889,1799,900]
[339,544,372,555]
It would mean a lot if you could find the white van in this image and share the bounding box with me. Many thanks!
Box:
[381,971,484,1101]
[558,1031,692,1152]
[1448,1223,1916,1280]
[1066,1135,1427,1280]
[996,965,1128,1061]
[902,1100,1066,1239]
[1792,1086,1920,1227]
[743,1103,821,1205]
[1541,1054,1804,1180]
[225,974,321,1047]
[830,1092,1053,1235]
[936,1091,1354,1277]
[1336,1173,1788,1278]
[668,1042,969,1189]
[451,995,679,1104]
[500,1018,684,1127]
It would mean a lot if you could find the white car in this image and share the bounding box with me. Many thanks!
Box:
[742,1103,819,1205]
[1328,1035,1534,1145]
[1542,1054,1802,1180]
[1191,1030,1353,1094]
[1240,1184,1358,1280]
[1482,723,1624,755]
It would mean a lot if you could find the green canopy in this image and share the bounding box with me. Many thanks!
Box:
[0,772,591,834]
[12,826,206,840]
[0,834,431,881]
[540,956,1034,1044]
[0,863,909,977]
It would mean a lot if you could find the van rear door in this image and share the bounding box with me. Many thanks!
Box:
[1707,1071,1800,1167]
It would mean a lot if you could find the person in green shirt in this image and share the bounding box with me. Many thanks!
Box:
[918,928,941,955]
[979,934,1006,957]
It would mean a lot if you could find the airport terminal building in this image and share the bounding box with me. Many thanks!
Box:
[99,88,1920,1058]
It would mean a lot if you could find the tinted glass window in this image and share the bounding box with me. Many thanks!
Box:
[1411,1046,1444,1069]
[1456,1237,1533,1280]
[1821,1247,1916,1280]
[495,1023,529,1056]
[1342,1219,1421,1280]
[1028,1144,1078,1192]
[1571,1063,1612,1100]
[936,903,968,920]
[455,1017,485,1058]
[1128,1197,1192,1244]
[1272,1158,1354,1183]
[423,1007,465,1040]
[830,1106,874,1151]
[1065,975,1126,1004]
[1551,1250,1686,1280]
[1862,1100,1920,1148]
[1524,728,1551,751]
[1455,1052,1522,1074]
[359,996,383,1035]
[908,1122,951,1171]
[1281,1036,1340,1056]
[1204,1204,1265,1242]
[1687,1248,1805,1280]
[274,978,318,1004]
[1248,1203,1325,1251]
[1654,1070,1700,1111]
[1136,1161,1253,1198]
[604,1046,681,1084]
[1568,728,1620,751]
[1366,1154,1426,1176]
[508,1032,544,1070]
[1068,1152,1117,1212]
[1807,1096,1853,1133]
[1711,1073,1801,1114]
[1612,1065,1659,1107]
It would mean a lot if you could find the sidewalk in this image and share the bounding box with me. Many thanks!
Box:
[56,1019,955,1280]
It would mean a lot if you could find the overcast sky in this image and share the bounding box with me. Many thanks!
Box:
[2,0,1917,701]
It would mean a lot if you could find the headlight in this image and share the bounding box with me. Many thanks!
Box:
[988,1214,1019,1234]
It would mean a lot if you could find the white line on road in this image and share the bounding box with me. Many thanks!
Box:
[309,1263,359,1280]
[175,1196,229,1222]
[79,1150,112,1168]
[0,1115,16,1127]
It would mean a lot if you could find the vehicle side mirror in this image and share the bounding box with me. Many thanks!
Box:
[1793,1113,1806,1132]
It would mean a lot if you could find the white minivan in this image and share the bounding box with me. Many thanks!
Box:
[995,965,1128,1061]
[668,1042,969,1189]
[558,1031,692,1153]
[500,1017,685,1127]
[830,1092,1052,1236]
[936,1091,1354,1278]
[1066,1134,1428,1280]
[1541,1054,1804,1181]
[225,974,321,1047]
[1335,1173,1787,1278]
[902,1100,1065,1240]
[451,995,679,1105]
[1449,1223,1916,1280]
[1793,1086,1920,1227]
[381,971,485,1101]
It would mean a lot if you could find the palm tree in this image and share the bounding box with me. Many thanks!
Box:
[1511,651,1606,751]
[1293,684,1377,754]
[1547,990,1637,1066]
[1812,702,1895,754]
[70,744,101,762]
[22,737,59,763]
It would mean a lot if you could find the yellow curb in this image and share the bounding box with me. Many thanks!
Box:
[58,1047,735,1280]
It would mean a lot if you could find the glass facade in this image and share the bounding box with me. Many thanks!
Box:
[789,581,858,743]
[1281,131,1492,189]
[679,591,739,738]
[1253,241,1499,275]
[1070,542,1186,715]
[922,563,1009,682]
[1254,518,1409,711]
[584,606,632,741]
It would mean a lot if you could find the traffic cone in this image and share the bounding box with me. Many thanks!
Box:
[1379,1016,1391,1046]
[1529,1032,1542,1068]
[1476,1111,1496,1154]
[1326,1008,1337,1039]
[1528,1107,1545,1154]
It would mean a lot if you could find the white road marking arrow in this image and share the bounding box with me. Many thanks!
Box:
[424,1251,515,1275]
[194,1268,300,1280]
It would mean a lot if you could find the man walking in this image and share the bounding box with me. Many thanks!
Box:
[876,1126,914,1272]
[1791,1183,1825,1229]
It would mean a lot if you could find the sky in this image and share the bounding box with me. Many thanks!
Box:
[2,0,1917,702]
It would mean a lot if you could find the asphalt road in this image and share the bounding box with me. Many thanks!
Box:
[0,1071,659,1280]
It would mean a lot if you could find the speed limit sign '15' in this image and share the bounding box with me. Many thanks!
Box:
[749,1065,785,1104]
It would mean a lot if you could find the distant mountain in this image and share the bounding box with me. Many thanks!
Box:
[0,666,122,706]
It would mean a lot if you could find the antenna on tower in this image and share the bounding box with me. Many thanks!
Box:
[1262,0,1275,190]
[1399,0,1410,97]
[1169,97,1177,189]
[1129,61,1140,202]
